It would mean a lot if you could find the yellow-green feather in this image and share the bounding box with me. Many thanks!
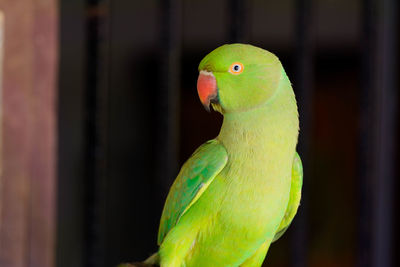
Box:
[272,152,303,242]
[157,140,228,245]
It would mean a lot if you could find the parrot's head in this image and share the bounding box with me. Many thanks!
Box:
[197,43,284,113]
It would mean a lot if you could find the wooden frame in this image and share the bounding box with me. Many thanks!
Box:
[0,1,58,267]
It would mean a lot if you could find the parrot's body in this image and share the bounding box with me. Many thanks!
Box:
[147,44,302,267]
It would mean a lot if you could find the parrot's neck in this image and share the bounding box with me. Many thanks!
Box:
[216,74,299,187]
[217,77,299,151]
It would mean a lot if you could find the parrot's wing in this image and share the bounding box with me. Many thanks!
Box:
[272,152,303,242]
[157,139,228,245]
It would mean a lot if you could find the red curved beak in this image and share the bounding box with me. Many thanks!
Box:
[197,70,218,111]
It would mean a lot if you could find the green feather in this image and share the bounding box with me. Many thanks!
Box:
[272,152,303,242]
[157,139,228,245]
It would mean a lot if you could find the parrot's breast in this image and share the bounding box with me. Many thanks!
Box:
[210,83,299,255]
[217,122,296,237]
[183,106,298,266]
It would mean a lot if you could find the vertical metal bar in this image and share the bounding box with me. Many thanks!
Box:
[228,0,249,43]
[372,0,397,266]
[156,0,182,209]
[357,0,375,266]
[291,0,313,267]
[84,0,111,266]
[57,1,86,266]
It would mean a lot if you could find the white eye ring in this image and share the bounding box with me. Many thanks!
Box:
[229,62,244,75]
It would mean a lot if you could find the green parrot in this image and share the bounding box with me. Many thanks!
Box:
[146,44,302,267]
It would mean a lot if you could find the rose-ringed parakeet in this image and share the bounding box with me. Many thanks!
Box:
[146,44,302,267]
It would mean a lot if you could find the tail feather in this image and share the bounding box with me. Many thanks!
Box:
[117,253,159,267]
[144,252,160,265]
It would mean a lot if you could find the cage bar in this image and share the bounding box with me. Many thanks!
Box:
[290,0,314,267]
[228,0,249,43]
[155,0,182,207]
[372,0,398,266]
[84,0,111,266]
[357,0,375,266]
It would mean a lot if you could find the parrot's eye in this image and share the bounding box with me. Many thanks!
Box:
[229,62,244,75]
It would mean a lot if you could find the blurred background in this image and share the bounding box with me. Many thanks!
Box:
[0,0,398,267]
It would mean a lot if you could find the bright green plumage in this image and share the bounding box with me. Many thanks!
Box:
[157,140,228,245]
[148,44,302,267]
